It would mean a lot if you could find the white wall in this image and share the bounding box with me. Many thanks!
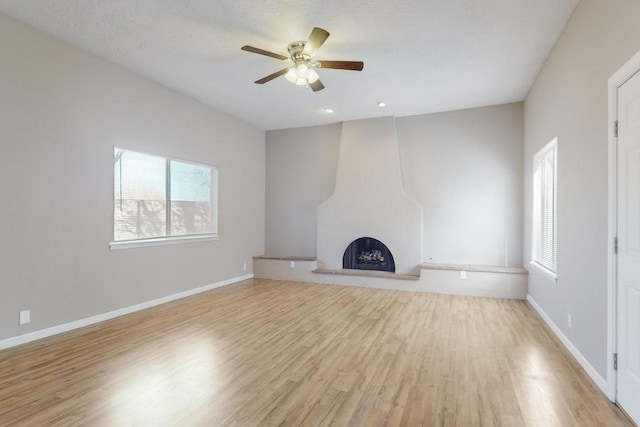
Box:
[266,103,524,267]
[0,14,265,341]
[265,124,341,257]
[523,0,640,380]
[398,103,524,266]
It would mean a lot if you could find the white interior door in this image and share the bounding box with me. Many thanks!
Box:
[617,68,640,424]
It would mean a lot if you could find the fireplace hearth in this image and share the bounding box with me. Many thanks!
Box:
[343,237,395,273]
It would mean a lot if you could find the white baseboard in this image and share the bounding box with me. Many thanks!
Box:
[0,273,253,352]
[526,294,610,397]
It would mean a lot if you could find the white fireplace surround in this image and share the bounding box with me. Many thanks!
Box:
[317,117,423,274]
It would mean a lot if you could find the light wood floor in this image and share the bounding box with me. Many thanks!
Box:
[0,279,632,426]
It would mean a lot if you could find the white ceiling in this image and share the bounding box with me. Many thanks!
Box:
[0,0,578,130]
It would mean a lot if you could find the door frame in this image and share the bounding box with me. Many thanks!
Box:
[607,48,640,402]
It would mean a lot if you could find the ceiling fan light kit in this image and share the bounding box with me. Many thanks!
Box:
[285,62,319,86]
[241,27,364,92]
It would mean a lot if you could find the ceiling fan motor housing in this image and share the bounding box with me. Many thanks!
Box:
[288,42,311,65]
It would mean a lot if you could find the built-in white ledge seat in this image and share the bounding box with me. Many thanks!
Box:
[420,263,528,275]
[252,255,317,261]
[252,255,529,299]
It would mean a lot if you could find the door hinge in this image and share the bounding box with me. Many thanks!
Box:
[614,120,619,137]
[614,237,618,254]
[614,353,618,371]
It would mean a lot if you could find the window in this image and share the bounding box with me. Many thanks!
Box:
[532,138,557,275]
[113,148,218,246]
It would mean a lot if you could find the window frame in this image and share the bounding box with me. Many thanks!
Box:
[531,137,557,279]
[110,147,219,250]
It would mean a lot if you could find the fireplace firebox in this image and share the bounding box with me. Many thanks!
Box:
[343,237,395,273]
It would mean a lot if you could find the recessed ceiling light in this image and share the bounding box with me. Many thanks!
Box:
[323,108,334,113]
[378,102,387,107]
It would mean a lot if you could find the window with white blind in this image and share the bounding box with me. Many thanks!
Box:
[112,148,218,247]
[532,138,557,276]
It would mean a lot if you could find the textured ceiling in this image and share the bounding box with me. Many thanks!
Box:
[0,0,579,130]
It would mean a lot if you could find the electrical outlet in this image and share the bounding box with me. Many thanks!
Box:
[460,271,467,280]
[19,310,30,325]
[290,261,295,269]
[242,262,247,271]
[567,313,572,328]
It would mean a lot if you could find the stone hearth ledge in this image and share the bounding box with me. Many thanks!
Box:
[312,268,420,281]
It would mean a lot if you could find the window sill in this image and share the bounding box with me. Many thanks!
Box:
[110,234,219,250]
[529,261,557,283]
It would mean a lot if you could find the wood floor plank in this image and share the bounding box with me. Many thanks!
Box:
[0,279,632,426]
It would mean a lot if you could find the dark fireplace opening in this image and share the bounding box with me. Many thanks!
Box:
[343,237,395,273]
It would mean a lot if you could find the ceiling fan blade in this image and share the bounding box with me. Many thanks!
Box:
[241,45,288,61]
[317,60,364,71]
[303,27,330,57]
[255,68,290,84]
[309,79,325,92]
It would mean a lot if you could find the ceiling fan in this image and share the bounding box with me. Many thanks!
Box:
[241,27,364,92]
